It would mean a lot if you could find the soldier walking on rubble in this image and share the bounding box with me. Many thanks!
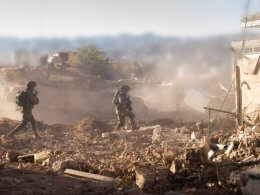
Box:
[7,81,40,139]
[113,85,139,131]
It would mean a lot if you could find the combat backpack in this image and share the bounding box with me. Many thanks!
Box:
[16,90,27,107]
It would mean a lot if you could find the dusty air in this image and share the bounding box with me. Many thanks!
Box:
[0,0,259,194]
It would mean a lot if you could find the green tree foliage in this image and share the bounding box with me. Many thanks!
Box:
[73,46,143,80]
[75,46,115,80]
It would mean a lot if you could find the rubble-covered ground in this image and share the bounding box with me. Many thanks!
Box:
[0,117,259,194]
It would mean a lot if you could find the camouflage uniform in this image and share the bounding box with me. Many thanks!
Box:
[113,85,138,131]
[7,81,40,138]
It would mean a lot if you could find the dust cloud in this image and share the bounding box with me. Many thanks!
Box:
[0,34,237,124]
[0,86,21,120]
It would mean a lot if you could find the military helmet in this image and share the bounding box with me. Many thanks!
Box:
[120,85,130,92]
[27,81,37,88]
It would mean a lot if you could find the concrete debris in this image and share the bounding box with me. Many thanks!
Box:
[225,142,235,155]
[152,126,162,144]
[190,131,197,141]
[0,117,260,194]
[34,150,52,163]
[17,154,34,163]
[169,160,178,174]
[210,143,227,151]
[241,155,256,163]
[101,132,110,138]
[16,150,54,164]
[52,160,68,172]
[208,150,215,159]
[134,165,155,189]
[52,160,83,172]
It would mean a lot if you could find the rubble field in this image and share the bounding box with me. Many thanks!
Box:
[0,117,259,194]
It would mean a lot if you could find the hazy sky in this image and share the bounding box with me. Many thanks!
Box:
[0,0,259,38]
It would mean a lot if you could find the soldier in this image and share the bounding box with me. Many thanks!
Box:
[113,85,138,131]
[7,81,40,139]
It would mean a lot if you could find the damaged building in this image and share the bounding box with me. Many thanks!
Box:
[231,13,260,126]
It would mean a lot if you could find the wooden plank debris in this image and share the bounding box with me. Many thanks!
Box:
[64,169,116,183]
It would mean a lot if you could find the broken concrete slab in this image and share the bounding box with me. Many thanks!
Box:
[17,154,34,163]
[17,150,53,164]
[34,150,52,164]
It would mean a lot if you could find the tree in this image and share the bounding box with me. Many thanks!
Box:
[75,46,114,80]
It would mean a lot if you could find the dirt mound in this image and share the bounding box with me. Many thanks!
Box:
[143,118,176,127]
[0,118,19,134]
[74,117,111,133]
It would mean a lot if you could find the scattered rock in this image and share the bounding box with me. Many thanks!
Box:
[6,150,19,162]
[190,131,196,141]
[102,132,110,138]
[152,127,162,144]
[225,142,235,155]
[52,160,69,172]
[170,160,178,174]
[52,159,83,172]
[134,165,155,190]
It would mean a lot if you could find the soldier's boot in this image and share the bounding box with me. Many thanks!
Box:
[130,120,139,131]
[31,126,40,140]
[114,122,124,131]
[31,118,41,139]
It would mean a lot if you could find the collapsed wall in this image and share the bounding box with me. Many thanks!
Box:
[232,39,260,125]
[237,57,260,125]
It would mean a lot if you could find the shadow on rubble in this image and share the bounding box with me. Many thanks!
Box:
[0,166,115,195]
